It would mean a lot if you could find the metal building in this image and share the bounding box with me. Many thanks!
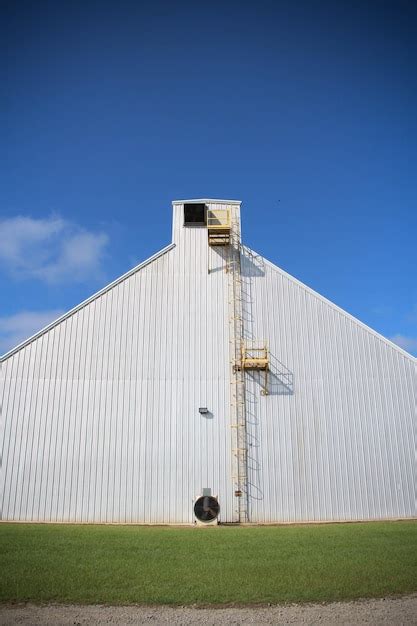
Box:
[1,199,416,524]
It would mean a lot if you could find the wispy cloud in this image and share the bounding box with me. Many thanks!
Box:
[0,215,109,283]
[389,334,417,355]
[0,310,65,355]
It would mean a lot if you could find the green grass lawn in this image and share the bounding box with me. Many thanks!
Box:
[1,522,416,605]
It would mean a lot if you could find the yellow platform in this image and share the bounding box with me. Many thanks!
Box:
[207,209,231,246]
[241,343,269,371]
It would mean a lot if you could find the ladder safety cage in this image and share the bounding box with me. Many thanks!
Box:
[207,206,270,521]
[225,211,248,523]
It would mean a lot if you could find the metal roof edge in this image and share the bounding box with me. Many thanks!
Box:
[0,243,176,362]
[246,245,417,364]
[172,198,242,205]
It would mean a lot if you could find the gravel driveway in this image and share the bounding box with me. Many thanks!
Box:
[1,595,417,625]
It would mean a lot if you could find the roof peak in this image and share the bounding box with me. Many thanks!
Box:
[172,198,242,205]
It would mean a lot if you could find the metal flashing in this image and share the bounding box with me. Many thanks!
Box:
[172,198,242,205]
[250,247,417,363]
[0,243,176,361]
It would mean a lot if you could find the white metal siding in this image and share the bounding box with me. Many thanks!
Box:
[1,201,416,524]
[1,203,239,523]
[242,248,417,522]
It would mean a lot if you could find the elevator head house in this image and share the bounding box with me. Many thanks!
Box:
[1,198,416,524]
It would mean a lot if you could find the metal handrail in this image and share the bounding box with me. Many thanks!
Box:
[241,342,269,365]
[207,209,231,228]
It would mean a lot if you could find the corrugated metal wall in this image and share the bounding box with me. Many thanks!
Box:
[242,247,417,522]
[0,202,241,523]
[1,200,416,523]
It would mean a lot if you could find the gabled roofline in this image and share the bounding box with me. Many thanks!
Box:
[247,246,417,363]
[0,243,176,362]
[172,198,242,205]
[3,237,414,364]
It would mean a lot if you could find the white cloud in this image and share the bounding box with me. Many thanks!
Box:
[389,334,417,354]
[0,310,65,355]
[0,215,109,283]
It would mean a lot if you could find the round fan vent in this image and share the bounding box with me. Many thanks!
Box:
[194,496,220,523]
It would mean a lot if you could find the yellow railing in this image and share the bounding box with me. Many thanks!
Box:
[241,342,269,369]
[207,208,231,229]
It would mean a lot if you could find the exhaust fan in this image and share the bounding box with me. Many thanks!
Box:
[194,491,220,525]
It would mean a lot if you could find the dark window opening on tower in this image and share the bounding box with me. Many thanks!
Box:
[184,203,206,225]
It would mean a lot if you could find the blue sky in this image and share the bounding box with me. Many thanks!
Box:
[1,0,416,355]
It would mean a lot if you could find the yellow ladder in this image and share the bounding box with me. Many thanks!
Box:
[206,209,268,522]
[226,213,248,523]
